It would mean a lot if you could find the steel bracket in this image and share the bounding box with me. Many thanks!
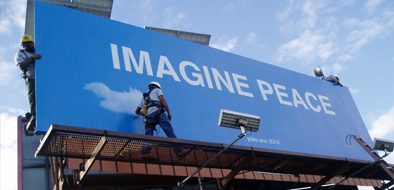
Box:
[77,135,108,184]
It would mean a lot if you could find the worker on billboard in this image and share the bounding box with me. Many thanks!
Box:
[15,34,42,126]
[324,75,343,87]
[135,81,189,159]
[313,66,343,87]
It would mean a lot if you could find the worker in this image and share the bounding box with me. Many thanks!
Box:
[324,74,343,87]
[313,66,343,87]
[15,34,41,125]
[135,81,189,159]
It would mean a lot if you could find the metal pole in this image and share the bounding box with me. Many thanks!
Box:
[328,162,378,190]
[178,127,247,187]
[198,177,204,190]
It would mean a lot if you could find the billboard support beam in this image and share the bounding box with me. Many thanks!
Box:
[310,163,353,190]
[25,116,35,136]
[177,129,248,187]
[218,152,255,190]
[376,180,394,190]
[77,135,108,184]
[273,159,291,170]
[114,139,132,159]
[352,136,394,180]
[327,136,394,190]
[50,156,64,190]
[34,125,392,184]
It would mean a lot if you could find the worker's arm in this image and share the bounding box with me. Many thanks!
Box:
[135,107,142,115]
[135,98,145,116]
[159,95,172,121]
[16,53,41,70]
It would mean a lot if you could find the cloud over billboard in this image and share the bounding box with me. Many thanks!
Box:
[84,82,142,116]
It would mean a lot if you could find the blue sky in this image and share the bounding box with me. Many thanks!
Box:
[1,0,394,189]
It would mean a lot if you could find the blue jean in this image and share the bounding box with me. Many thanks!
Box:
[142,111,181,154]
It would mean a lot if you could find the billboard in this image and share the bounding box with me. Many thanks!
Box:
[35,1,373,161]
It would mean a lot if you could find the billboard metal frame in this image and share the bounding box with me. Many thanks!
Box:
[35,125,393,187]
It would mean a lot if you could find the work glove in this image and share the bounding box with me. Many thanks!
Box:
[31,54,41,60]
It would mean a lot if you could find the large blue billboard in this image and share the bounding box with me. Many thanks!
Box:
[35,1,373,161]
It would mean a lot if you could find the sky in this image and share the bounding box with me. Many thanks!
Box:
[1,0,394,189]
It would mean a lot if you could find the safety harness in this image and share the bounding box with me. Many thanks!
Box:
[141,89,163,116]
[142,89,165,130]
[18,49,33,79]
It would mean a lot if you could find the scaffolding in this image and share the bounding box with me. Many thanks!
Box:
[32,124,394,189]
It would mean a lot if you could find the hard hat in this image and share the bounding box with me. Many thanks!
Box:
[149,81,161,88]
[21,35,34,43]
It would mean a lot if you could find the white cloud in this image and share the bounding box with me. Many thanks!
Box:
[364,0,383,13]
[301,1,328,28]
[276,1,334,34]
[0,56,20,88]
[0,19,11,34]
[276,0,295,23]
[369,106,394,138]
[276,30,334,64]
[84,82,143,115]
[246,32,257,43]
[0,0,26,34]
[111,0,157,27]
[163,7,187,28]
[0,148,17,190]
[275,0,394,73]
[331,62,345,74]
[0,107,23,190]
[384,9,394,28]
[211,37,238,52]
[343,18,384,56]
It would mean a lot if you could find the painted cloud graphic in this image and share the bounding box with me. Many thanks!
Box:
[84,82,143,116]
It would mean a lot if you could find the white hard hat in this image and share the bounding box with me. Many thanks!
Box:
[149,81,161,88]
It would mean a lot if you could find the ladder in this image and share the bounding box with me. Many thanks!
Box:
[352,136,394,190]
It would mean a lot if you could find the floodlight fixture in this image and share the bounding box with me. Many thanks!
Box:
[178,109,261,187]
[218,109,261,133]
[374,138,394,153]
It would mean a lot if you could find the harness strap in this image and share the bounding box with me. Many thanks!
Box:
[145,90,163,110]
[19,50,30,79]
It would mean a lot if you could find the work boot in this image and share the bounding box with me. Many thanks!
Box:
[25,112,32,121]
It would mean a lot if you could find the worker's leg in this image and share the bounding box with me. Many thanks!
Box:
[141,112,158,155]
[158,112,177,138]
[158,112,188,156]
[26,79,36,116]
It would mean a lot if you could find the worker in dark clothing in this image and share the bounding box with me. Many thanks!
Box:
[15,35,41,124]
[324,75,343,87]
[313,66,343,87]
[135,81,189,159]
